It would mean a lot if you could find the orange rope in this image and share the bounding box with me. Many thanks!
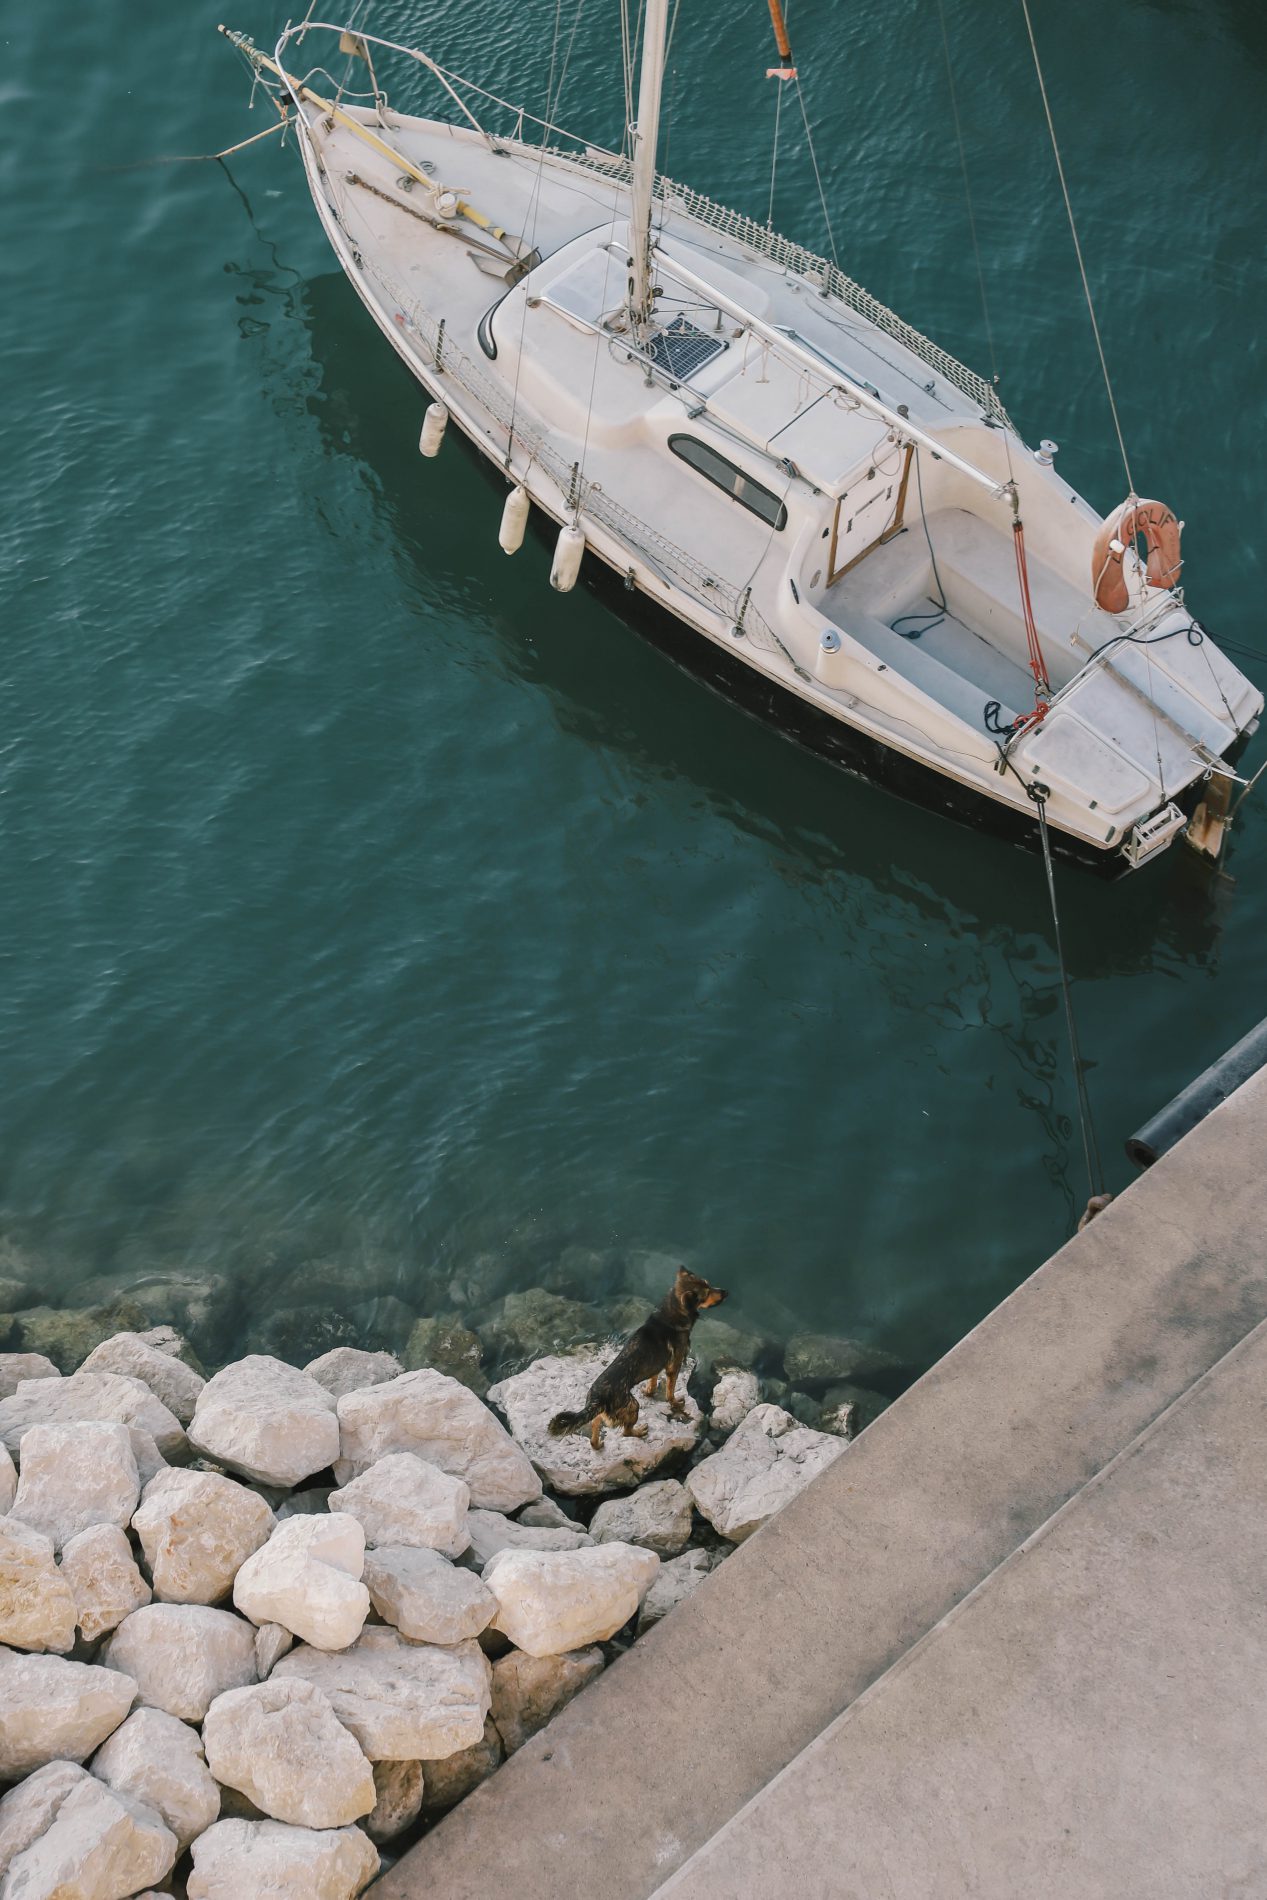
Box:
[1012,517,1051,728]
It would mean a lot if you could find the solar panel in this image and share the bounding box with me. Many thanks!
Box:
[645,315,726,383]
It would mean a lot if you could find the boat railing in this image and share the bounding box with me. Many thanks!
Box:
[542,147,1012,430]
[372,262,801,676]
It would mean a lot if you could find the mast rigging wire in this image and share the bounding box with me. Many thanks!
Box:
[1018,0,1135,498]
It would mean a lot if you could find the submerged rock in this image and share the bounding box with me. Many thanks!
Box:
[0,1370,185,1462]
[418,1716,503,1819]
[11,1419,140,1551]
[188,1355,339,1487]
[490,1645,604,1753]
[334,1368,541,1512]
[329,1452,470,1558]
[0,1763,178,1897]
[14,1300,153,1375]
[363,1546,497,1645]
[820,1380,891,1431]
[689,1314,770,1376]
[245,1305,365,1367]
[60,1524,152,1642]
[484,1543,660,1657]
[100,1603,257,1722]
[133,1467,276,1605]
[403,1317,488,1394]
[304,1347,404,1401]
[81,1330,205,1424]
[187,1818,378,1899]
[272,1625,492,1761]
[232,1514,370,1651]
[782,1332,903,1390]
[91,1706,221,1851]
[476,1288,606,1368]
[203,1677,376,1830]
[589,1480,694,1557]
[489,1348,703,1496]
[0,1651,138,1776]
[67,1269,234,1358]
[687,1403,848,1542]
[0,1517,78,1652]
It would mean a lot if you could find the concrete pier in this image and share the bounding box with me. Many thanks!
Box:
[373,1067,1267,1899]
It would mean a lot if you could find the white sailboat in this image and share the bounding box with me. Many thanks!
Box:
[220,10,1261,873]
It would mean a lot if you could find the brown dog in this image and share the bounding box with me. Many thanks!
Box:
[548,1267,728,1449]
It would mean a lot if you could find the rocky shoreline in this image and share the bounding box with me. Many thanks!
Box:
[0,1282,899,1898]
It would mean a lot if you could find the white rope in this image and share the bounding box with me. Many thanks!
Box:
[1018,0,1135,497]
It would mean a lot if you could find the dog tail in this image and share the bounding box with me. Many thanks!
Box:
[547,1405,596,1438]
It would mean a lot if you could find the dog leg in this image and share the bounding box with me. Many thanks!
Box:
[621,1401,649,1439]
[666,1356,688,1415]
[643,1374,661,1399]
[589,1414,605,1452]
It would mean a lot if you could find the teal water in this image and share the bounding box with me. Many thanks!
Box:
[2,0,1265,1373]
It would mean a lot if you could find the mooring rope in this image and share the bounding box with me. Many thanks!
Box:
[1030,788,1105,1205]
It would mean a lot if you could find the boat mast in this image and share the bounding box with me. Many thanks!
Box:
[627,0,669,342]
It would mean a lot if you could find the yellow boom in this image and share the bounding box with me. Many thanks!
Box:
[217,26,525,257]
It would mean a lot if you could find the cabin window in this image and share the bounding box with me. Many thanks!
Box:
[668,435,787,530]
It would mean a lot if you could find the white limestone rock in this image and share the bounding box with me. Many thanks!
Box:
[0,1442,14,1514]
[305,1347,403,1401]
[254,1621,295,1676]
[232,1513,370,1651]
[132,1466,276,1604]
[0,1517,77,1651]
[0,1650,137,1776]
[463,1507,593,1571]
[203,1677,376,1829]
[589,1479,694,1556]
[484,1543,659,1657]
[364,1759,424,1843]
[418,1715,502,1818]
[329,1452,470,1558]
[636,1547,715,1633]
[0,1371,185,1461]
[0,1761,85,1880]
[516,1496,574,1529]
[363,1545,496,1645]
[124,1427,166,1489]
[0,1766,177,1897]
[99,1603,257,1722]
[11,1420,140,1552]
[60,1524,152,1643]
[686,1402,849,1542]
[335,1368,540,1511]
[91,1707,220,1851]
[188,1355,339,1487]
[490,1645,604,1753]
[272,1624,492,1761]
[710,1366,762,1433]
[188,1818,379,1899]
[488,1349,703,1496]
[81,1331,206,1425]
[0,1353,58,1402]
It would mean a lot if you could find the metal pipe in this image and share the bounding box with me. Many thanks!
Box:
[628,0,670,341]
[1125,1015,1267,1168]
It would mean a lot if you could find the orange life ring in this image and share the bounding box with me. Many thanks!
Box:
[1091,498,1183,614]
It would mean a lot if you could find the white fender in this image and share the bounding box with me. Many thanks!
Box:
[499,485,530,555]
[550,523,585,593]
[418,402,449,458]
